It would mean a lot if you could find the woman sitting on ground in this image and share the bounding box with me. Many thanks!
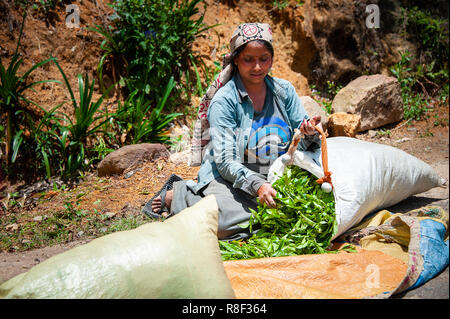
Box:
[145,22,323,241]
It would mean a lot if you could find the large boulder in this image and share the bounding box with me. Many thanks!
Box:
[97,144,170,177]
[331,74,403,132]
[296,0,419,86]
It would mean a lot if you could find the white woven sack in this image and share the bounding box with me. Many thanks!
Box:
[268,136,447,239]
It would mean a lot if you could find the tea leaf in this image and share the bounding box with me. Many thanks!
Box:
[220,166,339,260]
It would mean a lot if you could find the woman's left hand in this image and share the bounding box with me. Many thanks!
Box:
[300,115,322,135]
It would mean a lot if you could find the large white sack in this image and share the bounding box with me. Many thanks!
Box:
[268,137,446,239]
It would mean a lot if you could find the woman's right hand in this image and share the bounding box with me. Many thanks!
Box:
[257,183,277,208]
[300,115,322,135]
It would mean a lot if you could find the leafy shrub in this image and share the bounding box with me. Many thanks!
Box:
[2,2,208,182]
[390,51,431,121]
[52,59,114,179]
[88,24,128,98]
[405,7,449,70]
[395,6,449,114]
[111,76,182,145]
[91,0,214,105]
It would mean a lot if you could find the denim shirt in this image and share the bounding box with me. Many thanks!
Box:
[187,73,321,196]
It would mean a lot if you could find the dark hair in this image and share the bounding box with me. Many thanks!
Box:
[231,39,274,70]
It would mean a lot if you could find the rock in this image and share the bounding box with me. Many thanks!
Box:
[103,212,116,219]
[33,216,43,222]
[368,130,377,138]
[300,0,420,85]
[331,74,403,132]
[168,125,191,153]
[299,96,328,131]
[327,112,361,137]
[395,137,411,144]
[123,167,142,179]
[6,223,19,232]
[272,66,311,96]
[169,148,192,165]
[97,144,169,177]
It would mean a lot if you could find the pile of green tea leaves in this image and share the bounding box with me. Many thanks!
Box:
[219,166,339,260]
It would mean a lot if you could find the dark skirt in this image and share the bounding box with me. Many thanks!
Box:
[170,177,259,241]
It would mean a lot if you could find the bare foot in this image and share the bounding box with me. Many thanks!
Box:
[151,190,174,217]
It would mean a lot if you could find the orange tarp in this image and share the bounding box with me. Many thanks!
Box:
[223,248,408,299]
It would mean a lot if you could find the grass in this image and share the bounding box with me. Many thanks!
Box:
[0,202,149,252]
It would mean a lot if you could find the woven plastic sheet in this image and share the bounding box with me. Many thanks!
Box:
[224,205,448,299]
[223,246,408,299]
[341,205,449,297]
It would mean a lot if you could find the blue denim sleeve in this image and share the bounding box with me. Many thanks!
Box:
[207,96,262,196]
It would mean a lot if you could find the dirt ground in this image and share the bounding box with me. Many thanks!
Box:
[0,0,448,298]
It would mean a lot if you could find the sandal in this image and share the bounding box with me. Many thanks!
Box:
[142,174,183,219]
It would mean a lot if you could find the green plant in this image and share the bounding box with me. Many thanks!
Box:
[0,12,59,166]
[36,0,63,11]
[308,82,341,115]
[111,76,182,145]
[52,59,113,179]
[433,114,449,127]
[326,80,343,98]
[88,24,128,97]
[219,166,337,260]
[390,51,432,121]
[131,91,181,144]
[396,6,449,109]
[63,199,87,219]
[15,0,68,13]
[27,102,67,179]
[319,100,332,115]
[89,136,115,167]
[270,1,304,11]
[105,214,148,234]
[91,0,216,105]
[272,0,289,11]
[405,7,449,69]
[420,127,434,138]
[377,129,391,138]
[6,191,21,209]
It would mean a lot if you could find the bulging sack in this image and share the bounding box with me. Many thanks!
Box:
[268,137,446,239]
[0,195,235,299]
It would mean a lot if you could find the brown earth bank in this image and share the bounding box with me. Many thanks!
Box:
[0,0,448,298]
